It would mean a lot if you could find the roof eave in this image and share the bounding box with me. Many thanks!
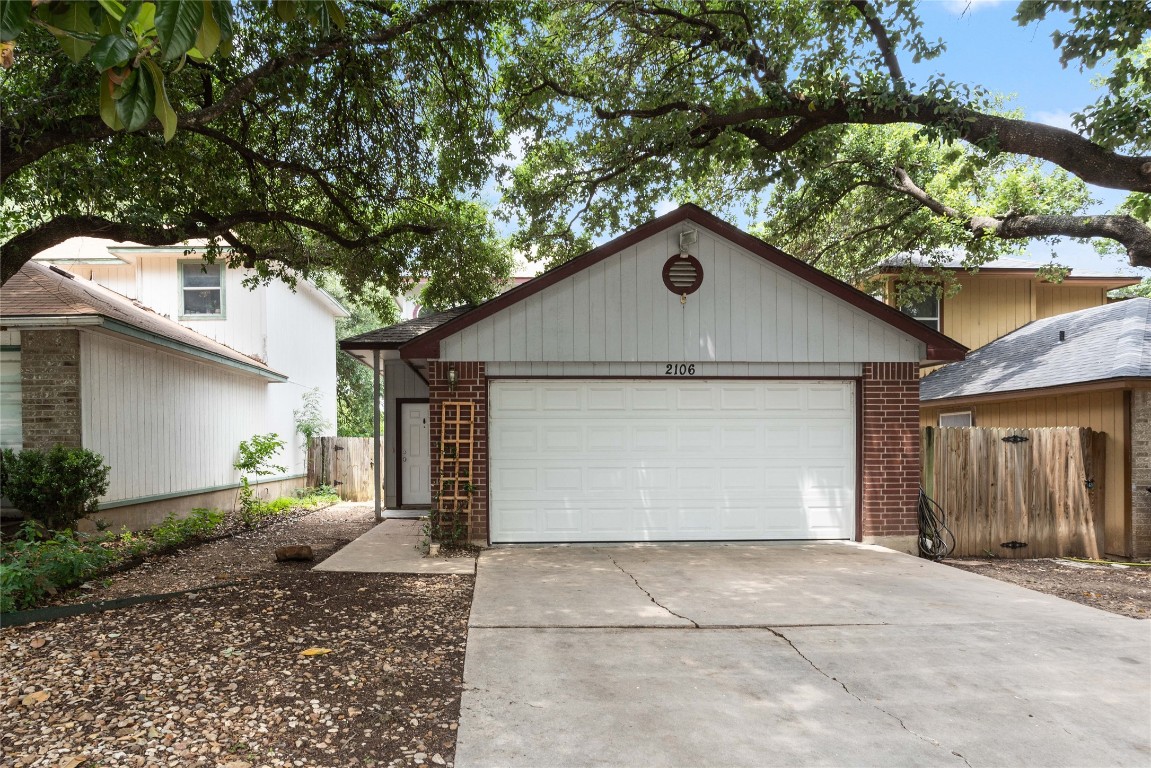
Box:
[397,204,966,361]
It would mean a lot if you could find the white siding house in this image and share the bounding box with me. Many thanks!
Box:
[342,206,966,552]
[0,239,347,528]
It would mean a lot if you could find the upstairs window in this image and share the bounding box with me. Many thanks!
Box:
[179,261,225,319]
[900,294,939,331]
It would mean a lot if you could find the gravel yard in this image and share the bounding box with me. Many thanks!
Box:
[947,557,1151,619]
[1,505,475,768]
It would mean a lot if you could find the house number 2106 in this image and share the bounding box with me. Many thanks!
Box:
[665,364,696,375]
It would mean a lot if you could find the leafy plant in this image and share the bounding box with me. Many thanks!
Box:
[150,508,225,548]
[0,446,110,530]
[234,433,286,523]
[293,387,332,449]
[426,507,468,548]
[0,523,115,613]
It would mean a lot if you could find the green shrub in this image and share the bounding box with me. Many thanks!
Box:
[234,433,286,522]
[0,524,115,613]
[151,508,225,548]
[0,446,110,530]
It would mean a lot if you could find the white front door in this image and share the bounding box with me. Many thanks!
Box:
[489,379,856,543]
[401,402,431,506]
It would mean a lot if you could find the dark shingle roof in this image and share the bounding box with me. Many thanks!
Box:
[1,261,284,379]
[339,306,472,350]
[921,298,1151,401]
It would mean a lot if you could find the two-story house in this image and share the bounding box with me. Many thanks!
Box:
[0,237,347,528]
[872,253,1149,558]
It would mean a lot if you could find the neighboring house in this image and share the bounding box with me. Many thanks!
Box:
[341,205,966,552]
[395,258,542,321]
[0,239,348,529]
[920,299,1151,559]
[871,254,1140,361]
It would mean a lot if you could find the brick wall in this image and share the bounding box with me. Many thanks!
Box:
[427,361,489,544]
[1131,389,1151,559]
[860,362,920,541]
[20,330,82,450]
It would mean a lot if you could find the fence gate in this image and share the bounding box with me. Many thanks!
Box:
[923,427,1104,559]
[307,437,376,501]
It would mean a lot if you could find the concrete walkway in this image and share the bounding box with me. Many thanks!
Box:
[457,542,1151,767]
[313,518,474,574]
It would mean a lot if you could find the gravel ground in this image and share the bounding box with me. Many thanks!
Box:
[1,505,475,767]
[947,557,1151,619]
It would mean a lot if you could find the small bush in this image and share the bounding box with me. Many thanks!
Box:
[0,524,115,612]
[151,508,225,548]
[0,446,110,530]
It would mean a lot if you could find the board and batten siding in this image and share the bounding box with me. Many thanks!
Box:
[80,332,267,504]
[439,223,924,364]
[384,358,429,508]
[921,389,1129,557]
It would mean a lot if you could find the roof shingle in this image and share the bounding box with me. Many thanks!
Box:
[921,298,1151,401]
[1,261,283,378]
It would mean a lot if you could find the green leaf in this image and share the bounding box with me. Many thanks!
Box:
[114,66,156,132]
[324,0,346,30]
[0,0,32,42]
[209,0,233,41]
[194,0,220,58]
[155,0,203,60]
[89,33,138,70]
[142,58,176,141]
[273,0,297,23]
[98,70,124,130]
[118,0,142,32]
[43,2,99,62]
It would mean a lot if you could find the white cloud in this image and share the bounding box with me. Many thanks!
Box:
[1032,110,1078,133]
[942,0,1009,16]
[654,199,679,216]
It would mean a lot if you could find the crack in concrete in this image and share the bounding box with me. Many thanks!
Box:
[766,627,971,767]
[598,550,700,628]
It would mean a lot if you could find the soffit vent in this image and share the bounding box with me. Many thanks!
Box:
[662,254,704,296]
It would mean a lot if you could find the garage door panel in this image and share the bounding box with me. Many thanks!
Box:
[490,380,854,543]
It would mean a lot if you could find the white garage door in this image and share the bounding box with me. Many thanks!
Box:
[489,379,855,543]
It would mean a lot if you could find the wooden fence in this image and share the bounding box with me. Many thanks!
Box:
[306,437,376,501]
[923,427,1105,559]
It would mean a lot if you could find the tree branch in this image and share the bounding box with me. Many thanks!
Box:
[887,165,1151,267]
[1,1,458,184]
[0,211,444,285]
[848,0,906,93]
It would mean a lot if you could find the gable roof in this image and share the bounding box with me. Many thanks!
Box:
[378,204,965,362]
[1,261,286,381]
[876,252,1140,285]
[341,307,471,351]
[921,298,1151,402]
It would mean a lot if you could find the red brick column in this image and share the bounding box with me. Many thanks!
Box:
[860,362,920,550]
[427,361,489,544]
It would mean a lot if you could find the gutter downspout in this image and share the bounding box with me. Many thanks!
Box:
[373,349,383,523]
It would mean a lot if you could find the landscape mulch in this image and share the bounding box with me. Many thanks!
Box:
[1,505,475,768]
[946,557,1151,619]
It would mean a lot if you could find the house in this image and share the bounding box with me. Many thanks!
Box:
[0,239,348,529]
[920,298,1151,559]
[340,205,966,552]
[871,254,1140,363]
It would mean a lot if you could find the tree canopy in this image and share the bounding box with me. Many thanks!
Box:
[1,0,519,303]
[499,0,1151,272]
[3,0,1149,294]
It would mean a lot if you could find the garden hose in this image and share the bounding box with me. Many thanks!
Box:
[917,487,955,561]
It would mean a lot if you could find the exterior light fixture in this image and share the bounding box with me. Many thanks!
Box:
[447,365,458,391]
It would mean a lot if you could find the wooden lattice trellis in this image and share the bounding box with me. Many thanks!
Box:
[435,401,475,538]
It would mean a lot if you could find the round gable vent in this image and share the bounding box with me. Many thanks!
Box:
[662,254,704,296]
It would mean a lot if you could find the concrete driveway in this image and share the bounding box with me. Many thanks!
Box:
[456,542,1150,767]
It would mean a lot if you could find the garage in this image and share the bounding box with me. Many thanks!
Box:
[489,379,856,542]
[341,204,965,551]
